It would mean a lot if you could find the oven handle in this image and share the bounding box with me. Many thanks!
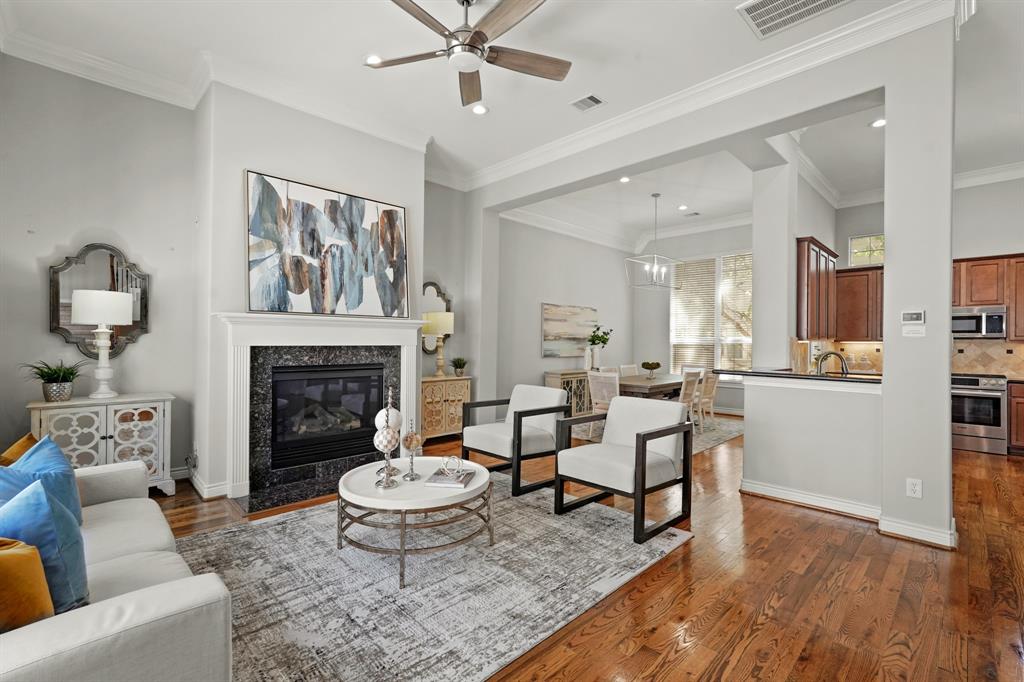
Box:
[951,389,1004,398]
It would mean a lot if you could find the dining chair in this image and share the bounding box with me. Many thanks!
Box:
[598,366,619,374]
[678,371,701,425]
[586,370,620,440]
[461,384,569,496]
[699,373,720,429]
[620,364,638,377]
[554,396,693,544]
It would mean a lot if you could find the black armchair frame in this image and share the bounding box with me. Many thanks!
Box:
[553,412,693,544]
[461,398,571,497]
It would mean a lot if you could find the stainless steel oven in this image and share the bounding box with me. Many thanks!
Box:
[951,374,1007,455]
[952,306,1007,339]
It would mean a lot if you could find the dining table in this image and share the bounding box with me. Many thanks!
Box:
[618,373,685,398]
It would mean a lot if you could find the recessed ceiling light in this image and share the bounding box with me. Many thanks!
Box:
[471,103,488,115]
[677,204,688,211]
[619,176,630,183]
[364,54,382,66]
[870,118,886,128]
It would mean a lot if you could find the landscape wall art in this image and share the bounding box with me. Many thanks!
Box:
[542,303,597,358]
[246,171,409,318]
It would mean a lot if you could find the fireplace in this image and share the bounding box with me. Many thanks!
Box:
[270,363,383,469]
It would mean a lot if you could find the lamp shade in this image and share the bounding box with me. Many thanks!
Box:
[70,290,133,325]
[422,311,454,337]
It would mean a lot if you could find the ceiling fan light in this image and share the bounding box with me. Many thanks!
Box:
[448,45,483,73]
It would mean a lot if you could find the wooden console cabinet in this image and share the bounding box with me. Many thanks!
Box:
[796,236,838,340]
[544,370,591,416]
[420,375,471,439]
[835,266,883,342]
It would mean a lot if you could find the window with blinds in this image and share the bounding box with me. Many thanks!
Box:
[670,252,752,374]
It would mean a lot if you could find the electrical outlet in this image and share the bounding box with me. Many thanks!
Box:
[906,478,922,499]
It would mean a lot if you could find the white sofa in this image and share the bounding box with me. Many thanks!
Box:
[0,461,232,682]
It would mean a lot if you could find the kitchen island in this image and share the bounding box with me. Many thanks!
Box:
[715,367,882,520]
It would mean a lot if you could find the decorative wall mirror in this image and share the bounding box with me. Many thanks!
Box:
[421,281,451,354]
[49,243,150,359]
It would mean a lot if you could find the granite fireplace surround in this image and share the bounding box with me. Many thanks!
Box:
[246,345,401,512]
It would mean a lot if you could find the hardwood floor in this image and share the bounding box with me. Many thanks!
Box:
[154,425,1024,680]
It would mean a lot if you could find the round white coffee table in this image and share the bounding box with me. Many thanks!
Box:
[337,456,493,588]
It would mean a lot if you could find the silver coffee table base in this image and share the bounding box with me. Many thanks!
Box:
[337,481,494,588]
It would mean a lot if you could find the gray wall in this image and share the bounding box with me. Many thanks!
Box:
[0,56,197,471]
[835,179,1024,267]
[797,176,837,250]
[422,182,467,375]
[496,219,634,399]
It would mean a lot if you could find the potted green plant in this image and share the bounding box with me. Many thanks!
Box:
[586,325,613,369]
[450,357,468,377]
[641,361,662,380]
[23,360,88,402]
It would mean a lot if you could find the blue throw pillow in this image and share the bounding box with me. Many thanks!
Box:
[0,480,89,613]
[10,436,82,525]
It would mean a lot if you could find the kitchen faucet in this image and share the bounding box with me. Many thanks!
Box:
[816,351,850,376]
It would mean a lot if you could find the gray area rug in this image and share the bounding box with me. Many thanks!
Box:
[178,472,691,682]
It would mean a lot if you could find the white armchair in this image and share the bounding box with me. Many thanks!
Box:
[554,396,693,543]
[462,384,569,496]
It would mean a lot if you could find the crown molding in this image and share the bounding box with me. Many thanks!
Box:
[635,212,753,253]
[954,160,1024,189]
[834,160,1024,208]
[459,0,955,191]
[0,29,196,107]
[836,188,884,208]
[790,135,840,209]
[0,24,429,154]
[425,165,472,193]
[499,208,634,253]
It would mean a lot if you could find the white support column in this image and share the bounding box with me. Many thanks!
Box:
[751,158,799,369]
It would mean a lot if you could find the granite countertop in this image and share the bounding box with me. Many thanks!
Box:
[713,368,883,384]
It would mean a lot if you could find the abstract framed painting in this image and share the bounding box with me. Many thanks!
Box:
[541,303,597,358]
[246,171,409,318]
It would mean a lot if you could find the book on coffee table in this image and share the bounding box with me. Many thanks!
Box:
[424,468,476,488]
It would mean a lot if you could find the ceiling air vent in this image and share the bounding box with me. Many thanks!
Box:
[737,0,851,39]
[571,94,605,112]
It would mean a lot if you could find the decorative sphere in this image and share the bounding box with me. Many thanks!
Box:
[374,407,402,431]
[373,427,400,454]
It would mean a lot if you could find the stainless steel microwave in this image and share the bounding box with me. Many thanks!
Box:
[952,306,1007,339]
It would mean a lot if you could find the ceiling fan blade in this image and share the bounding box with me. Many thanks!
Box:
[486,46,571,81]
[367,51,445,68]
[459,71,482,106]
[472,0,546,43]
[391,0,454,40]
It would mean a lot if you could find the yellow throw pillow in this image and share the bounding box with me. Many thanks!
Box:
[0,537,55,632]
[0,434,38,467]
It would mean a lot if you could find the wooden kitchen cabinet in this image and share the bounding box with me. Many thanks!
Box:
[952,262,962,307]
[958,258,1006,306]
[796,236,838,340]
[1011,382,1024,454]
[836,266,883,341]
[1010,257,1024,341]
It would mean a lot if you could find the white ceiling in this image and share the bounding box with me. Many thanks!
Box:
[510,151,753,252]
[799,105,885,197]
[0,0,897,183]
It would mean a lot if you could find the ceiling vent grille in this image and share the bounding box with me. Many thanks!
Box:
[736,0,851,39]
[571,94,605,112]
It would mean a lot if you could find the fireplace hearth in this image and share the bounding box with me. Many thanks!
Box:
[271,364,383,469]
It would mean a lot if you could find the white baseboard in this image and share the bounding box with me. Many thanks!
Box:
[712,406,744,416]
[740,479,881,520]
[878,515,958,548]
[171,466,191,480]
[189,471,230,499]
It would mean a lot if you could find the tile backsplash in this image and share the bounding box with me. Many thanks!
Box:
[952,340,1024,379]
[789,338,884,374]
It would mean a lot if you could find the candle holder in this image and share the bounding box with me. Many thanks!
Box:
[401,420,423,482]
[374,387,401,488]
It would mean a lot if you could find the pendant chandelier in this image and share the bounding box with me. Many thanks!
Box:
[625,192,682,290]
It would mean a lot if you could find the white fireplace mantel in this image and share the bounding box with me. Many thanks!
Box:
[211,312,424,498]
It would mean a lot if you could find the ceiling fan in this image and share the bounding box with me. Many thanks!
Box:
[365,0,572,108]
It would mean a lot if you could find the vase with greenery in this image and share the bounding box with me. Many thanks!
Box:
[450,357,468,377]
[587,325,613,369]
[641,361,662,380]
[23,360,87,402]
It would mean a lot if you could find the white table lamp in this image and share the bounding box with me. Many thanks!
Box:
[423,311,454,377]
[71,289,133,399]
